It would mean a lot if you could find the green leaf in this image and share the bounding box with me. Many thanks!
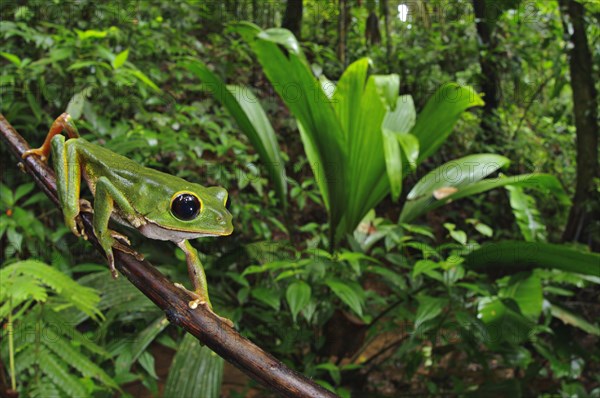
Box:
[39,349,88,397]
[550,303,600,336]
[506,184,547,242]
[464,241,600,277]
[325,279,364,317]
[138,351,158,379]
[412,260,442,280]
[366,265,406,289]
[66,87,93,119]
[233,23,345,235]
[0,51,21,67]
[127,69,161,92]
[183,59,287,208]
[0,183,14,206]
[410,83,484,162]
[13,182,34,203]
[401,154,510,222]
[0,260,102,320]
[286,281,311,322]
[415,295,446,332]
[164,334,223,398]
[477,296,535,345]
[128,316,169,367]
[42,328,118,389]
[112,48,129,69]
[501,273,543,321]
[383,95,416,134]
[251,287,281,310]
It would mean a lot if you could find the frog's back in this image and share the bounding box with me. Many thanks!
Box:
[71,138,193,205]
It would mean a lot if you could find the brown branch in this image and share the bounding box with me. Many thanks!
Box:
[0,113,338,398]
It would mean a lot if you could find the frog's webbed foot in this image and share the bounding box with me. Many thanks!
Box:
[111,231,144,261]
[174,283,234,327]
[22,148,48,162]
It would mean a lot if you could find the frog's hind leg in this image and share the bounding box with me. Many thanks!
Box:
[50,135,85,238]
[22,113,79,161]
[93,176,138,278]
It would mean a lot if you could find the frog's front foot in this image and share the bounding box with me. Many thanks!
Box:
[174,283,234,327]
[22,148,48,162]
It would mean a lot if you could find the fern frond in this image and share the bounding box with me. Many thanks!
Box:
[42,328,119,390]
[43,310,110,357]
[0,260,102,320]
[29,377,62,398]
[39,348,89,398]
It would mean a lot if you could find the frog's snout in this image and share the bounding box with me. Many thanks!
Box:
[212,208,233,235]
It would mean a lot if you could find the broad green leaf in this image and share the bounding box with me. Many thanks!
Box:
[183,60,288,209]
[477,296,535,345]
[14,182,34,203]
[325,279,364,317]
[164,334,223,398]
[464,241,600,277]
[501,273,543,321]
[0,51,21,67]
[112,48,129,69]
[66,87,93,119]
[383,95,416,135]
[412,260,442,279]
[401,154,510,222]
[415,295,447,332]
[286,281,311,322]
[506,184,547,242]
[233,22,346,237]
[251,287,281,310]
[381,96,418,200]
[550,303,600,336]
[397,133,419,171]
[410,83,484,162]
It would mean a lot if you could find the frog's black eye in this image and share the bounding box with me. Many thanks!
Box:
[171,193,201,221]
[224,195,231,210]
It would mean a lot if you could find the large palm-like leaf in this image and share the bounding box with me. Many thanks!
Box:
[231,23,489,246]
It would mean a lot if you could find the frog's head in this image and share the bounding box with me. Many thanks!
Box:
[140,185,233,242]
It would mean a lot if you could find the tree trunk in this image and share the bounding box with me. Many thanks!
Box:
[558,0,600,250]
[382,0,392,73]
[252,0,258,25]
[337,0,350,67]
[282,0,303,39]
[472,0,502,145]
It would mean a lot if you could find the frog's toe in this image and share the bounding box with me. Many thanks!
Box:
[188,298,207,309]
[79,199,93,214]
[107,252,118,279]
[22,148,47,162]
[110,230,131,245]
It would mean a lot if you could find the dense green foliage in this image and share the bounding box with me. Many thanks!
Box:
[1,1,599,397]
